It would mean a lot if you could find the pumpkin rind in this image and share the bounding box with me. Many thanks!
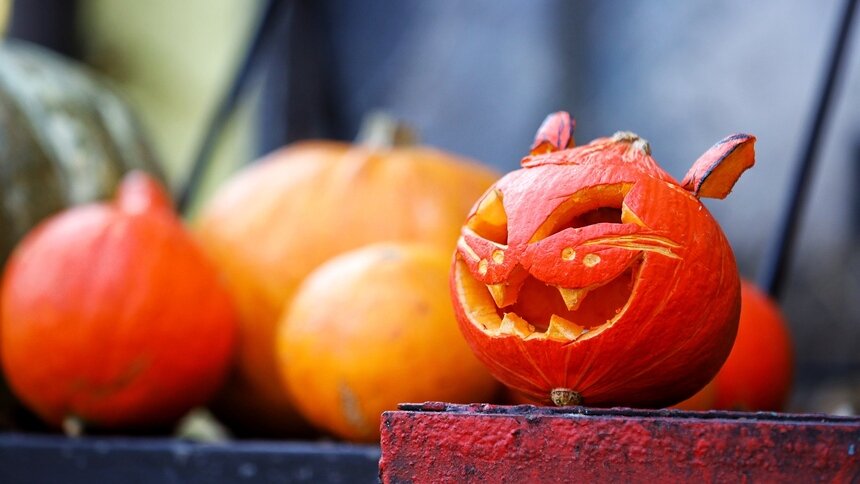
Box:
[681,134,756,199]
[451,113,749,407]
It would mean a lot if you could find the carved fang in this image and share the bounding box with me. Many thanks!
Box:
[547,314,586,340]
[488,282,522,308]
[499,313,535,337]
[557,287,588,311]
[487,284,508,307]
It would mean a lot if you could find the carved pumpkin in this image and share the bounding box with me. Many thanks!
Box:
[196,128,499,435]
[0,172,236,430]
[451,112,756,407]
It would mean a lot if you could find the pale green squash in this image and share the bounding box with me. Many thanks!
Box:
[0,39,164,266]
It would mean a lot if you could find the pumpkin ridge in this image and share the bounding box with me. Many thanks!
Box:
[511,332,555,389]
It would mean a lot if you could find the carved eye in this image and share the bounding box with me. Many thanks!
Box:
[529,183,632,243]
[466,189,508,245]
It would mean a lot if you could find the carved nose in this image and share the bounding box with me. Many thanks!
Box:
[525,243,639,290]
[520,224,679,289]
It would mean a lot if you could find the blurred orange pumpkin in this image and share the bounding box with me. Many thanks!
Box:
[277,243,499,442]
[195,127,499,434]
[0,172,236,430]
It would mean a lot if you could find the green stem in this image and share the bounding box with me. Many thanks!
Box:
[354,112,417,148]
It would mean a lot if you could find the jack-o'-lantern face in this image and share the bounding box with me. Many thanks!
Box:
[450,112,755,407]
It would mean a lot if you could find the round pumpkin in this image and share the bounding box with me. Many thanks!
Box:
[451,112,756,407]
[676,279,794,411]
[0,172,236,430]
[278,243,499,442]
[195,130,499,434]
[0,39,163,430]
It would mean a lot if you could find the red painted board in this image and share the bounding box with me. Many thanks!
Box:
[380,403,860,483]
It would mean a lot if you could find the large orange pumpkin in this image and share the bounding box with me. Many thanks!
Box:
[196,133,499,434]
[676,279,794,411]
[277,243,499,442]
[0,172,236,430]
[451,112,756,407]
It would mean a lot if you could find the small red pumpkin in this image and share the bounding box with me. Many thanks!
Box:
[451,112,755,407]
[0,172,236,430]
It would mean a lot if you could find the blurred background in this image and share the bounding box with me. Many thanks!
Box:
[5,0,859,413]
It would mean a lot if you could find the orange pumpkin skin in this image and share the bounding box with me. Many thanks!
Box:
[711,279,794,411]
[451,113,755,407]
[0,172,236,429]
[196,141,499,433]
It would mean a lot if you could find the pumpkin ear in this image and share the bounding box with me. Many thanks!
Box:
[682,134,755,199]
[530,112,576,156]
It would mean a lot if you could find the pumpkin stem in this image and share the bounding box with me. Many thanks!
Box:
[62,415,85,437]
[530,111,576,155]
[550,388,582,406]
[355,112,417,149]
[610,131,651,156]
[116,170,174,215]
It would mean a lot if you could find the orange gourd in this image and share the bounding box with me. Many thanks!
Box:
[277,243,499,442]
[196,135,499,434]
[0,172,236,430]
[451,112,756,407]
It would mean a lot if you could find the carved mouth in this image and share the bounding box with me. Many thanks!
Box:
[455,182,669,342]
[453,257,641,342]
